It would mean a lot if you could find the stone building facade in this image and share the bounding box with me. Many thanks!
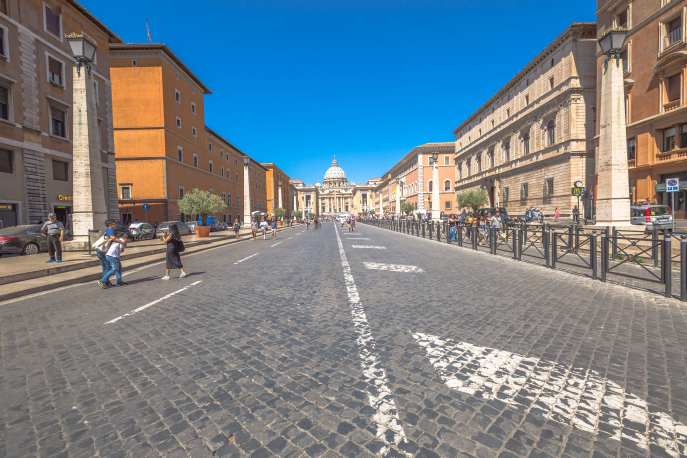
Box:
[262,162,294,218]
[374,142,456,216]
[597,0,687,217]
[0,0,120,228]
[110,44,264,224]
[454,23,598,218]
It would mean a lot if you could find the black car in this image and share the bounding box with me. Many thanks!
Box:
[0,225,49,255]
[156,221,192,237]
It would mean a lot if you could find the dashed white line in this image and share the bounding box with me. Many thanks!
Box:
[333,225,408,455]
[351,245,386,250]
[346,237,370,241]
[363,262,424,273]
[270,241,283,248]
[104,280,202,325]
[234,253,259,264]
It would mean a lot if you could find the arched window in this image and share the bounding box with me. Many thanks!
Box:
[546,119,556,146]
[444,180,451,192]
[428,181,433,192]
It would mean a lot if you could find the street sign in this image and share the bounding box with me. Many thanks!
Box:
[666,177,680,193]
[142,203,151,211]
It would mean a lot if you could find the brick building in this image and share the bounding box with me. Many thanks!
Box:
[454,23,598,217]
[261,162,293,218]
[110,43,262,224]
[597,0,687,217]
[0,0,120,228]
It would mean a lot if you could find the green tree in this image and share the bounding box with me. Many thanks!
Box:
[456,189,488,212]
[291,209,303,219]
[400,201,416,216]
[178,188,227,226]
[274,208,286,220]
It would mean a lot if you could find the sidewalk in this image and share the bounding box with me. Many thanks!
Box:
[0,225,300,302]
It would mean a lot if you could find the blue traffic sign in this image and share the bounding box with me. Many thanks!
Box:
[142,203,151,210]
[666,178,680,193]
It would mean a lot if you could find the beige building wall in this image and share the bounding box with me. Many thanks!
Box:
[0,0,120,227]
[454,23,597,217]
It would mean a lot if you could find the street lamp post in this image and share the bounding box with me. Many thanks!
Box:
[242,156,252,228]
[65,32,107,248]
[595,28,631,227]
[429,153,440,221]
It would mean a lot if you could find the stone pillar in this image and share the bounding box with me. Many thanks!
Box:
[596,55,631,226]
[70,65,107,246]
[379,191,383,216]
[277,180,283,210]
[432,161,440,220]
[395,180,401,216]
[417,153,425,214]
[243,157,251,228]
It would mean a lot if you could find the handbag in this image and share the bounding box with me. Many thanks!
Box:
[177,239,185,253]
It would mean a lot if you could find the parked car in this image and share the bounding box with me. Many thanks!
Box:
[631,204,672,230]
[185,221,197,233]
[156,221,192,237]
[211,221,228,232]
[0,225,48,256]
[128,222,156,240]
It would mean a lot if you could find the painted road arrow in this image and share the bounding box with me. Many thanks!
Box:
[413,332,687,457]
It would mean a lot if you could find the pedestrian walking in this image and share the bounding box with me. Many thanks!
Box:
[260,218,269,239]
[271,218,277,238]
[92,220,117,277]
[306,218,311,231]
[98,234,128,288]
[572,206,580,225]
[554,207,560,222]
[162,223,187,280]
[351,215,356,231]
[41,213,65,263]
[233,217,241,238]
[251,218,258,239]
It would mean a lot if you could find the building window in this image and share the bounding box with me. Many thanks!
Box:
[191,102,196,114]
[621,45,630,74]
[428,181,433,192]
[666,16,683,48]
[176,117,181,128]
[192,127,197,137]
[466,159,471,176]
[44,4,62,38]
[444,201,452,210]
[525,94,530,106]
[444,180,451,192]
[132,59,137,66]
[502,138,511,163]
[443,155,449,165]
[476,153,482,172]
[627,137,636,161]
[0,0,7,15]
[52,159,68,181]
[503,187,509,208]
[682,124,687,147]
[663,127,677,152]
[208,160,213,173]
[178,186,184,199]
[543,178,554,204]
[546,119,556,146]
[208,143,212,152]
[47,55,64,87]
[488,148,495,168]
[0,24,8,60]
[0,85,9,120]
[227,192,232,208]
[177,146,183,162]
[120,185,132,200]
[665,73,681,109]
[520,183,528,203]
[616,9,628,29]
[549,77,554,90]
[193,154,198,167]
[175,89,181,103]
[522,130,530,156]
[0,149,12,173]
[220,167,225,177]
[50,105,66,138]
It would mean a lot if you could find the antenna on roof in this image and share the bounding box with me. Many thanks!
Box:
[145,19,153,42]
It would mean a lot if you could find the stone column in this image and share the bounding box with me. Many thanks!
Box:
[277,180,283,209]
[242,157,252,228]
[417,153,426,215]
[596,55,631,226]
[395,180,401,216]
[70,64,107,246]
[379,191,383,216]
[432,161,440,220]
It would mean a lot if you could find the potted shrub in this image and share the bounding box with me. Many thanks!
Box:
[457,189,489,213]
[274,208,286,227]
[178,188,227,238]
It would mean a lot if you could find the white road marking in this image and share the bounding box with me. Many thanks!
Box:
[234,253,259,264]
[351,245,386,250]
[347,237,370,241]
[363,262,424,273]
[413,332,687,457]
[270,241,282,248]
[104,280,202,325]
[334,225,409,455]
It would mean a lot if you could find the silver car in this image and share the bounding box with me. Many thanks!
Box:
[630,204,673,230]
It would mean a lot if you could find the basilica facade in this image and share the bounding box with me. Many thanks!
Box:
[293,158,376,218]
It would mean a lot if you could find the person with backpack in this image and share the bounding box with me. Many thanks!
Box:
[98,233,128,288]
[92,220,117,278]
[162,223,187,280]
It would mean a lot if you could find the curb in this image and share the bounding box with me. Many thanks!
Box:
[0,225,300,302]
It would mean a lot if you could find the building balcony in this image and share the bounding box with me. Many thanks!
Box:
[664,99,681,112]
[657,147,687,162]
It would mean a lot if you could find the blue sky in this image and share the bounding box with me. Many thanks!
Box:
[81,0,595,184]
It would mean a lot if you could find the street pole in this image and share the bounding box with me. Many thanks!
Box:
[242,157,252,228]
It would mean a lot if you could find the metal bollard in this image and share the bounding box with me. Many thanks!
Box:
[457,224,463,247]
[567,225,573,251]
[551,232,557,269]
[600,233,608,282]
[591,233,598,280]
[664,234,672,298]
[611,227,618,259]
[428,222,433,239]
[517,227,523,260]
[436,222,441,241]
[544,228,550,268]
[422,222,426,238]
[472,225,478,250]
[681,236,687,301]
[512,227,518,260]
[575,225,580,253]
[652,227,659,267]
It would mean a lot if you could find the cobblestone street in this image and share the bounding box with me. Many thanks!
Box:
[1,223,686,457]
